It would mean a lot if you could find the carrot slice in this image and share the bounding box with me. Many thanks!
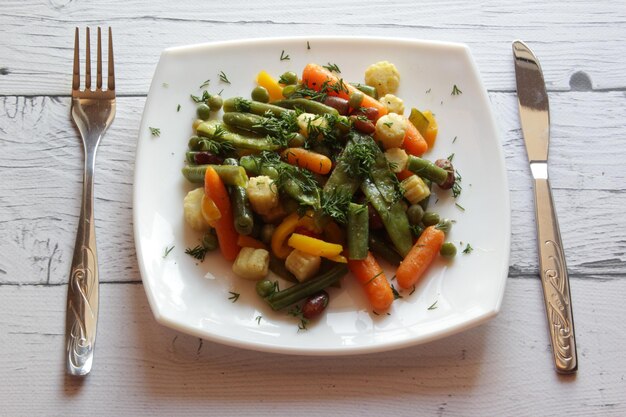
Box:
[204,166,240,262]
[403,116,428,157]
[301,63,388,121]
[348,252,394,311]
[396,225,445,289]
[282,147,333,175]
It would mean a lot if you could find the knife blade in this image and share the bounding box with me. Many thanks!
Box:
[513,40,578,374]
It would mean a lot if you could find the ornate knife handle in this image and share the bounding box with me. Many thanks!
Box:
[65,150,99,376]
[531,162,578,373]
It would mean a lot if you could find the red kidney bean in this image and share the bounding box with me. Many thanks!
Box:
[352,106,378,121]
[322,96,350,115]
[368,203,384,229]
[302,291,330,319]
[350,115,376,134]
[434,159,455,190]
[194,152,224,165]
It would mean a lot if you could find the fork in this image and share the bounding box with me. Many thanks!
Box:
[65,27,116,376]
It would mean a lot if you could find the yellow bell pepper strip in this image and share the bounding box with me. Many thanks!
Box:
[287,233,343,259]
[271,213,301,259]
[422,110,438,149]
[326,254,348,264]
[201,194,221,227]
[256,70,283,102]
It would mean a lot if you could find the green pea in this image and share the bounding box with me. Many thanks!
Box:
[251,86,270,103]
[440,242,457,258]
[422,211,440,227]
[255,280,276,298]
[201,231,218,251]
[279,71,298,85]
[196,103,211,120]
[282,84,297,98]
[188,136,201,150]
[348,91,364,109]
[287,133,306,147]
[406,204,424,225]
[208,95,223,111]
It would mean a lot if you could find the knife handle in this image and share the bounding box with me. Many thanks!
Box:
[531,162,578,373]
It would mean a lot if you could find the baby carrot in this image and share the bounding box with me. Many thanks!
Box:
[402,116,428,157]
[348,251,394,311]
[301,63,388,121]
[396,225,445,289]
[204,166,240,262]
[281,147,333,175]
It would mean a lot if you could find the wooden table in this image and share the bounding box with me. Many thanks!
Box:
[1,1,625,415]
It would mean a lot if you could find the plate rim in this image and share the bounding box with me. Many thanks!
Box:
[133,35,511,355]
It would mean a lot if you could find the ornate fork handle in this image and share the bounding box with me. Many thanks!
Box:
[532,164,578,373]
[66,144,100,376]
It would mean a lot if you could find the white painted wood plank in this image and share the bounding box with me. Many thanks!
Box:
[1,92,624,284]
[1,0,625,95]
[1,278,624,416]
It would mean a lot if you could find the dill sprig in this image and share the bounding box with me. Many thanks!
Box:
[190,90,211,103]
[452,169,462,198]
[288,305,309,330]
[338,141,377,178]
[462,243,473,254]
[199,79,210,89]
[321,189,352,224]
[228,291,240,303]
[253,110,300,147]
[197,138,235,156]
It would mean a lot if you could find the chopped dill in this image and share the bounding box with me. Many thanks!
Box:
[391,284,402,300]
[451,84,463,95]
[176,104,181,112]
[409,285,416,295]
[190,90,211,103]
[321,189,351,224]
[185,245,207,261]
[455,202,465,211]
[322,63,341,73]
[199,79,211,89]
[307,41,311,50]
[233,97,252,112]
[280,50,290,61]
[452,170,463,198]
[288,305,309,330]
[149,127,160,137]
[228,291,240,303]
[219,71,230,84]
[338,141,377,179]
[428,300,438,310]
[452,136,458,143]
[447,153,455,162]
[255,315,262,325]
[162,82,169,88]
[163,245,174,258]
[462,243,473,254]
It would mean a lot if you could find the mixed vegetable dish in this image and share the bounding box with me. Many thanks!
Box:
[180,60,460,325]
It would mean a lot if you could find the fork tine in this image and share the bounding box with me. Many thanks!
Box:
[84,27,91,90]
[72,27,80,91]
[96,27,102,90]
[107,27,115,91]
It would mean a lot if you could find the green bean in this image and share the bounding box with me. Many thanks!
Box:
[196,103,211,120]
[440,242,457,258]
[251,86,270,103]
[181,164,248,186]
[264,265,348,310]
[406,155,449,185]
[422,211,440,227]
[188,136,201,150]
[323,139,363,196]
[239,155,278,178]
[222,158,254,235]
[222,112,269,135]
[419,178,432,211]
[196,121,280,152]
[368,233,403,266]
[349,83,378,99]
[347,203,368,260]
[272,98,339,116]
[223,97,290,117]
[268,255,299,284]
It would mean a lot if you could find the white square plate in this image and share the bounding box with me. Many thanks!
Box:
[134,37,510,355]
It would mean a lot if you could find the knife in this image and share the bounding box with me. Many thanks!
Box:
[513,40,578,374]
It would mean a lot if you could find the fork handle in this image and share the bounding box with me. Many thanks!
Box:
[65,148,99,376]
[531,163,578,373]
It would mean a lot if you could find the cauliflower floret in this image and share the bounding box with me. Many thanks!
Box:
[379,94,405,115]
[247,176,279,215]
[384,147,408,173]
[364,61,400,97]
[183,187,210,231]
[297,112,328,138]
[375,113,406,149]
[232,247,270,280]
